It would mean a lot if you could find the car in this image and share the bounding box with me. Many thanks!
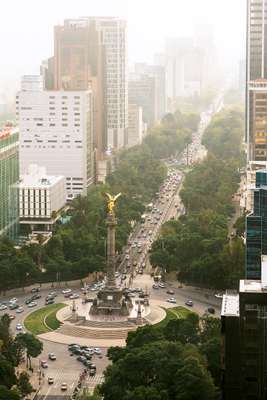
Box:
[16,323,23,331]
[185,300,193,307]
[31,287,40,293]
[137,249,142,254]
[7,314,15,320]
[61,383,67,391]
[133,261,137,266]
[152,284,159,289]
[125,255,130,260]
[9,298,17,303]
[166,289,174,295]
[28,302,37,308]
[9,303,19,310]
[138,269,143,274]
[125,249,130,254]
[83,352,92,360]
[141,263,146,268]
[94,347,102,355]
[131,243,137,248]
[89,368,96,376]
[77,356,87,363]
[48,377,54,385]
[16,307,24,313]
[48,352,56,360]
[69,293,79,300]
[158,283,166,288]
[45,299,55,305]
[0,304,8,311]
[62,288,72,294]
[137,243,142,248]
[167,298,177,304]
[84,360,93,368]
[49,291,57,297]
[207,307,215,314]
[64,292,73,298]
[41,360,48,368]
[68,343,79,349]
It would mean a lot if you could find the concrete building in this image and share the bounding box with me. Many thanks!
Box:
[0,126,19,238]
[246,0,267,162]
[17,75,94,201]
[128,73,157,127]
[222,265,267,400]
[48,17,128,153]
[17,164,65,232]
[127,104,143,147]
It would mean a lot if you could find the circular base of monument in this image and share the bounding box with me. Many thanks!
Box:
[48,300,166,343]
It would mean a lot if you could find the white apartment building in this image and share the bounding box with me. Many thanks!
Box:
[17,75,94,201]
[18,164,65,224]
[93,17,128,150]
[128,104,143,147]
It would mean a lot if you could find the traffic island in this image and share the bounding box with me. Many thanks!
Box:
[24,303,67,335]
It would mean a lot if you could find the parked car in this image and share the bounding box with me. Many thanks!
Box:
[166,290,174,295]
[62,289,72,294]
[48,377,54,384]
[45,299,55,305]
[31,287,40,293]
[69,293,79,300]
[28,302,37,308]
[16,307,24,313]
[16,323,23,331]
[10,303,19,310]
[0,304,8,311]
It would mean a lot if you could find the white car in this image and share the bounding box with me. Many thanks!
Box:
[125,255,130,260]
[167,298,177,304]
[61,383,67,391]
[94,347,102,355]
[0,304,8,311]
[28,302,37,308]
[16,307,24,313]
[62,288,72,294]
[9,297,17,303]
[158,283,166,288]
[69,293,79,300]
[16,323,23,331]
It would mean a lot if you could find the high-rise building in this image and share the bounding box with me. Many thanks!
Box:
[246,0,267,161]
[134,63,166,120]
[246,168,267,279]
[127,104,143,147]
[0,126,19,238]
[17,75,94,201]
[128,73,157,126]
[222,259,267,400]
[49,17,128,152]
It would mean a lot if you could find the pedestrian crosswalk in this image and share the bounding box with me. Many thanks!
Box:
[86,373,104,387]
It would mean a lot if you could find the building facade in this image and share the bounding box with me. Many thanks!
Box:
[222,272,267,400]
[127,104,143,147]
[128,73,157,126]
[17,75,94,201]
[246,169,267,279]
[18,164,65,232]
[50,17,128,152]
[246,0,267,161]
[0,127,19,238]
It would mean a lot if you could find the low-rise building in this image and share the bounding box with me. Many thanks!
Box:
[17,164,66,233]
[127,104,143,147]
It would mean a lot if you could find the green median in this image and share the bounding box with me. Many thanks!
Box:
[24,303,66,335]
[155,306,194,328]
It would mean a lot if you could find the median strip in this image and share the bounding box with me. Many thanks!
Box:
[24,303,67,335]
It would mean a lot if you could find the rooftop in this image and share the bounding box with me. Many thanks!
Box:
[239,279,267,293]
[221,293,239,317]
[17,165,64,189]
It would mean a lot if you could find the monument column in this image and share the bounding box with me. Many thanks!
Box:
[106,212,117,289]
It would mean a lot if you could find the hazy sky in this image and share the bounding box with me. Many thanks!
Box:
[0,0,246,97]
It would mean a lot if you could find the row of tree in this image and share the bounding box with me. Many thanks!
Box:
[93,313,221,400]
[0,314,43,399]
[0,109,198,292]
[150,107,245,289]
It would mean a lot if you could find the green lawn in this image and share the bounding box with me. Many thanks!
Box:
[155,306,194,328]
[24,303,66,335]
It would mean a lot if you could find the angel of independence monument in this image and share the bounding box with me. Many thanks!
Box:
[90,193,131,316]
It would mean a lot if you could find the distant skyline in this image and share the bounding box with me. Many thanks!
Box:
[0,0,246,99]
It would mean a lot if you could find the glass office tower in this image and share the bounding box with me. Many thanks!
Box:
[246,169,267,279]
[0,129,19,238]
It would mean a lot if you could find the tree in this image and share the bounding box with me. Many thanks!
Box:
[16,333,43,369]
[16,372,33,398]
[0,360,17,389]
[0,386,20,400]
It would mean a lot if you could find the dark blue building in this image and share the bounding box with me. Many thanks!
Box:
[246,169,267,279]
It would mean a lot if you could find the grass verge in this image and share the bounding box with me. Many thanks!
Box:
[24,303,66,335]
[155,306,194,329]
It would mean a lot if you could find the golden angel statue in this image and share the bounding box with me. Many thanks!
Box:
[105,192,121,214]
